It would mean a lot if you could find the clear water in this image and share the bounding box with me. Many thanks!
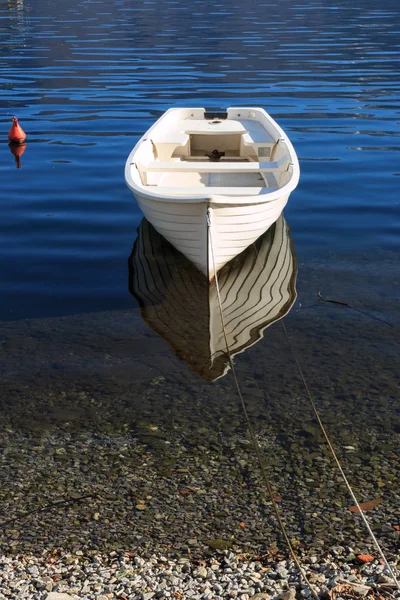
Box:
[0,0,398,558]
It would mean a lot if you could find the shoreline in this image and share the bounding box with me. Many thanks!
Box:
[0,546,398,600]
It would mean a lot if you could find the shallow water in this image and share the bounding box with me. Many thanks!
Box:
[0,0,399,559]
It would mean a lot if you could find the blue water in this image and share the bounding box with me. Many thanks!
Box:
[1,0,399,321]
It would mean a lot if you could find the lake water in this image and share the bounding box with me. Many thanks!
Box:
[0,0,399,559]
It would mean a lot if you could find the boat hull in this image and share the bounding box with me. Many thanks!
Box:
[125,106,300,278]
[133,189,289,280]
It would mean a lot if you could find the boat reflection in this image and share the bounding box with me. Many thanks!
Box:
[129,217,297,381]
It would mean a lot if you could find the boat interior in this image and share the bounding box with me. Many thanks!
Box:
[134,108,293,195]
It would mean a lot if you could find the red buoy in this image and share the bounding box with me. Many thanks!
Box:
[9,142,27,169]
[8,116,26,143]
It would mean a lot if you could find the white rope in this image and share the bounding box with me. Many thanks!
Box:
[206,209,320,600]
[281,321,399,589]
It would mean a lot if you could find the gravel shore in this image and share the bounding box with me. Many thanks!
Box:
[0,547,399,600]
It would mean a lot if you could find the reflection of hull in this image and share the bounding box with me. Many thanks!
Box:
[129,216,297,381]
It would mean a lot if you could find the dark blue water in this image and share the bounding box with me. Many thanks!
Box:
[1,0,398,321]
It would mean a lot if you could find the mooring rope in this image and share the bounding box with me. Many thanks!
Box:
[206,210,320,600]
[281,320,399,590]
[317,291,393,328]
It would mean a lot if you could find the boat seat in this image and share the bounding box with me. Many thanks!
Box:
[151,131,189,145]
[241,120,274,144]
[138,157,288,173]
[182,156,253,162]
[240,123,282,159]
[150,132,190,160]
[147,186,277,197]
[181,119,248,135]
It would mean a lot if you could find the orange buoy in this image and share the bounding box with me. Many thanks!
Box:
[8,116,26,143]
[9,142,27,168]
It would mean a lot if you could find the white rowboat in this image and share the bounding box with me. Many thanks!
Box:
[129,216,297,381]
[125,107,300,280]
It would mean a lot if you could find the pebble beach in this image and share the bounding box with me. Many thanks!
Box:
[0,547,398,600]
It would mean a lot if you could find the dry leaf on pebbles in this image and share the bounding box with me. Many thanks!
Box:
[328,583,375,599]
[349,498,382,513]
